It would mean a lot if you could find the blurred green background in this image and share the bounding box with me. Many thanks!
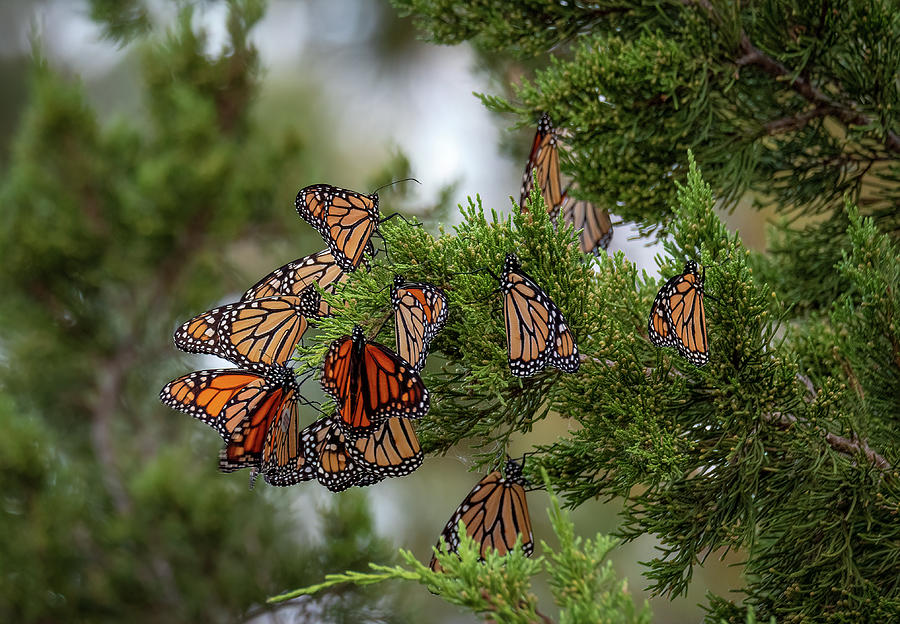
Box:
[0,1,750,622]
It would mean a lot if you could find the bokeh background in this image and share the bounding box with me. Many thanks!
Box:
[0,1,760,622]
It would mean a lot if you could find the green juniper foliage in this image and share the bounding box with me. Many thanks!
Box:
[272,473,653,624]
[395,0,900,312]
[286,2,898,621]
[290,154,899,622]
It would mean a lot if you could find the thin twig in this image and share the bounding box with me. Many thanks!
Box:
[682,0,900,155]
[766,412,892,471]
[738,34,900,154]
[796,373,818,401]
[764,106,841,135]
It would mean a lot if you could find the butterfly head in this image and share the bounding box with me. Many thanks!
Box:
[503,252,521,275]
[537,112,554,134]
[393,275,406,289]
[683,260,705,292]
[350,325,367,350]
[298,284,322,318]
[503,456,527,485]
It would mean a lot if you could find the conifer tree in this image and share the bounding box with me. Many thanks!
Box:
[283,1,900,622]
[0,2,405,622]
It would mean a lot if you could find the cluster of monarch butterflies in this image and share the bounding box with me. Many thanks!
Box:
[158,113,710,580]
[161,184,449,492]
[523,113,710,367]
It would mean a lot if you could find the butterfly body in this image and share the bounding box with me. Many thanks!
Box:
[321,326,429,439]
[430,457,534,572]
[648,260,709,366]
[295,184,379,272]
[500,253,580,377]
[242,249,347,317]
[391,276,449,372]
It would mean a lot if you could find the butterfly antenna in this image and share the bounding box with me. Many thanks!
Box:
[295,368,317,387]
[370,177,421,196]
[698,263,721,303]
[447,266,501,282]
[379,212,423,228]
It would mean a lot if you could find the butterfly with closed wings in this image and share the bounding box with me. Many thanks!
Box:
[173,288,320,368]
[500,253,580,377]
[391,276,449,372]
[519,112,613,256]
[242,249,348,317]
[430,456,534,573]
[294,184,390,273]
[648,260,709,367]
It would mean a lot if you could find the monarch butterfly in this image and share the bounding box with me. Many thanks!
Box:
[173,290,319,368]
[242,249,348,317]
[429,457,534,573]
[159,365,309,481]
[346,416,423,479]
[391,276,449,372]
[519,113,613,255]
[520,112,565,220]
[296,417,366,492]
[280,415,423,491]
[320,325,429,440]
[294,184,380,273]
[648,260,709,367]
[559,195,614,257]
[500,253,580,377]
[259,386,315,487]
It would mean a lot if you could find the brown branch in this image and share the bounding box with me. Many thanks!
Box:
[534,608,555,624]
[766,411,892,472]
[683,0,900,155]
[796,373,818,401]
[764,106,841,136]
[737,35,900,154]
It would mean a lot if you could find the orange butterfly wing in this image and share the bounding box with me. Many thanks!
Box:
[392,277,449,372]
[559,196,613,255]
[300,417,367,492]
[321,326,429,439]
[346,417,423,479]
[647,261,709,366]
[160,369,267,439]
[173,294,315,367]
[258,391,315,486]
[501,254,579,376]
[242,249,348,317]
[520,113,564,219]
[430,457,533,572]
[294,185,379,272]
